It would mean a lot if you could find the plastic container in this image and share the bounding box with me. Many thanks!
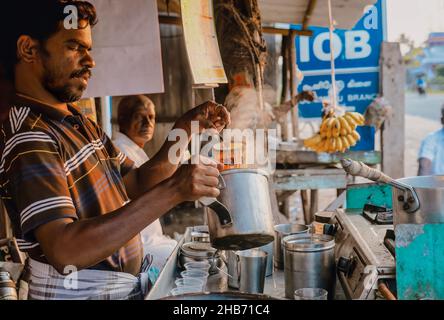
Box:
[294,288,328,300]
[175,278,205,289]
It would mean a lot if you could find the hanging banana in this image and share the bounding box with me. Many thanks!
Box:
[303,111,365,154]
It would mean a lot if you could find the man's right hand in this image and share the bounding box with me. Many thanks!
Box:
[171,156,222,202]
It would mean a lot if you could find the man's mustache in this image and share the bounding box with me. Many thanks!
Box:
[71,68,92,79]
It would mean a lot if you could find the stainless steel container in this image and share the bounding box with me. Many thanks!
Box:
[207,169,275,251]
[283,234,336,300]
[177,242,222,274]
[237,249,268,294]
[340,159,444,226]
[227,248,269,290]
[0,271,17,300]
[392,176,444,225]
[273,224,309,269]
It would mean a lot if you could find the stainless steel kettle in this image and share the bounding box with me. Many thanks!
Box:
[206,168,275,251]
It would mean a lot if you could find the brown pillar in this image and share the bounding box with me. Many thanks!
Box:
[214,0,267,103]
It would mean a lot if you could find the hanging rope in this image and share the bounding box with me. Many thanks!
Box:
[323,0,346,116]
[328,0,337,109]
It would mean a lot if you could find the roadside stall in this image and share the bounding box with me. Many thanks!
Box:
[141,0,405,301]
[0,0,427,302]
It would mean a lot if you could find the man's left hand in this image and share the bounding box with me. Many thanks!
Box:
[179,101,231,133]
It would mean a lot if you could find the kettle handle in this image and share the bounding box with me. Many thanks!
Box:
[341,158,420,214]
[200,175,233,228]
[199,174,226,205]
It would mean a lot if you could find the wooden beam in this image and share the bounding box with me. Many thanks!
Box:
[274,174,347,191]
[302,0,317,31]
[276,149,382,165]
[262,27,313,37]
[158,16,314,37]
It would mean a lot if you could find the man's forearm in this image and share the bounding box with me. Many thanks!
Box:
[39,178,183,272]
[132,120,193,195]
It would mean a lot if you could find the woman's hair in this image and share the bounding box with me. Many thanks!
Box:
[0,0,97,81]
[117,95,154,132]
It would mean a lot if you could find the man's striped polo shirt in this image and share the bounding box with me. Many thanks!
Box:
[0,94,143,276]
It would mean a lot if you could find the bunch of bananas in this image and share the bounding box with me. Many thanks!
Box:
[304,112,365,153]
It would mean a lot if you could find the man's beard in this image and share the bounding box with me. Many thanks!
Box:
[43,73,85,103]
[44,80,84,103]
[41,59,87,103]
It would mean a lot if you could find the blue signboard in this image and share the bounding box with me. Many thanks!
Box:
[295,0,385,116]
[293,0,386,150]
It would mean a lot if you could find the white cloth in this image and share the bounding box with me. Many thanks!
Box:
[113,132,177,269]
[27,258,148,300]
[418,128,444,175]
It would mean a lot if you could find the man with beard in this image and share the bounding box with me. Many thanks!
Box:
[113,95,177,271]
[1,0,230,299]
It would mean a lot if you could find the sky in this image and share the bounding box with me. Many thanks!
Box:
[386,0,444,46]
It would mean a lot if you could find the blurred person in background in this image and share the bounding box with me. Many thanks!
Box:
[113,95,177,271]
[416,75,427,96]
[418,104,444,176]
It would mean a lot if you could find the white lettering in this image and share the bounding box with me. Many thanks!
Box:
[313,32,342,62]
[345,31,372,60]
[363,5,378,30]
[64,5,78,30]
[302,80,345,93]
[168,129,189,165]
[63,265,78,290]
[299,36,311,63]
[348,93,378,102]
[347,79,372,88]
[190,122,201,164]
[174,305,207,317]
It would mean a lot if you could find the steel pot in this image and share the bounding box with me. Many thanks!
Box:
[273,224,309,270]
[283,234,336,300]
[177,242,222,274]
[341,159,444,225]
[206,169,275,251]
[392,176,444,225]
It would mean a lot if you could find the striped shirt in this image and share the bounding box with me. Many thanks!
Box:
[0,94,143,276]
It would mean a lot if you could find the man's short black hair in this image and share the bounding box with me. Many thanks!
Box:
[0,0,97,81]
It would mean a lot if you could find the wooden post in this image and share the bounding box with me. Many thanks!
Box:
[279,36,290,141]
[289,30,299,140]
[300,190,311,224]
[380,42,405,178]
[309,189,318,221]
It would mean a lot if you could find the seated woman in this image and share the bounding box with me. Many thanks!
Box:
[113,95,177,270]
